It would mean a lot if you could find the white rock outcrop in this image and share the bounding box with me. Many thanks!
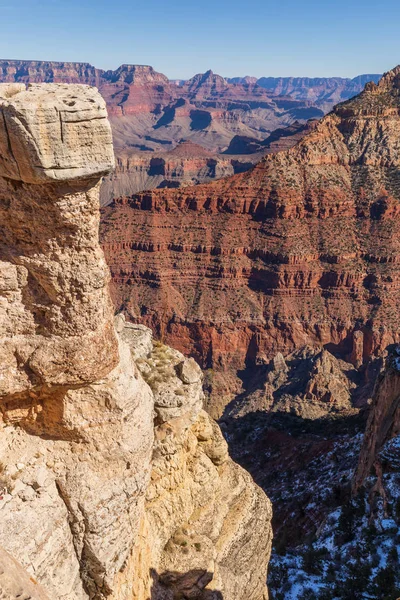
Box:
[0,83,272,600]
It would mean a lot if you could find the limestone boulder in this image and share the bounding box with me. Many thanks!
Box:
[0,83,118,396]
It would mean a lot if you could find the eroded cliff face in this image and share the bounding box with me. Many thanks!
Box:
[121,321,272,600]
[265,347,400,599]
[101,66,400,413]
[100,141,253,207]
[353,347,400,494]
[0,83,272,600]
[0,82,154,600]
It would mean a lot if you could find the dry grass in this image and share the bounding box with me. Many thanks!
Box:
[0,462,14,494]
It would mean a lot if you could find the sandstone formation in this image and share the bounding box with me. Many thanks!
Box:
[353,346,400,493]
[0,61,323,149]
[0,82,153,600]
[122,322,272,600]
[254,74,382,111]
[0,60,330,203]
[0,82,117,393]
[0,546,51,600]
[101,66,400,411]
[100,140,256,205]
[224,120,315,155]
[224,347,359,421]
[0,61,322,153]
[0,60,103,85]
[2,61,380,204]
[0,83,272,600]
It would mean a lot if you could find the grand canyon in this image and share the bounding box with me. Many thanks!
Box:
[0,60,380,204]
[1,53,400,600]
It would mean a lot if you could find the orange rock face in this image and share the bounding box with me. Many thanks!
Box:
[100,141,257,205]
[101,66,400,406]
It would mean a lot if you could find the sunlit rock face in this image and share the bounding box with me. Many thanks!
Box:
[101,66,400,415]
[0,83,117,396]
[0,83,273,600]
[0,83,154,599]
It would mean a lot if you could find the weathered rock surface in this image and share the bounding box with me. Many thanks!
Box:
[254,74,382,112]
[0,83,272,600]
[101,66,400,412]
[127,329,273,600]
[0,83,154,600]
[0,82,117,396]
[224,120,315,155]
[224,347,359,421]
[0,61,381,203]
[0,61,322,154]
[0,60,104,85]
[100,141,255,206]
[0,546,51,600]
[353,346,400,493]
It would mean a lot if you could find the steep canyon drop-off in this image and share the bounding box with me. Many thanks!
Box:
[101,66,400,411]
[0,83,272,599]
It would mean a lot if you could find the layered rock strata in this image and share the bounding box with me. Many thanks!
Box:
[0,61,324,154]
[101,66,400,411]
[100,141,255,205]
[0,82,154,600]
[254,74,382,111]
[0,61,328,204]
[224,347,360,421]
[0,83,272,599]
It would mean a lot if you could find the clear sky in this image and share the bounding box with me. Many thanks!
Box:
[1,0,399,79]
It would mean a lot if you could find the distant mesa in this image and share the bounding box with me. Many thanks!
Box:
[0,59,382,201]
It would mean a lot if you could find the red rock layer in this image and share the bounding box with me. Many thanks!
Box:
[101,68,400,393]
[100,141,256,205]
[0,60,103,85]
[255,74,382,111]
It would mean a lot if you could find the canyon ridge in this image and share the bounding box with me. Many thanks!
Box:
[101,65,400,415]
[0,60,380,203]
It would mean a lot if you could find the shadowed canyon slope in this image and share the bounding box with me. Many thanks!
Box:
[0,82,272,599]
[101,66,400,411]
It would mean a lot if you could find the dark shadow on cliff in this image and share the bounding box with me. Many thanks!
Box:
[220,405,368,548]
[148,568,223,599]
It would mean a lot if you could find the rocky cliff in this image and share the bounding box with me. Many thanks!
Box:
[0,83,272,599]
[353,346,400,493]
[101,66,400,413]
[0,61,322,151]
[265,345,400,599]
[254,74,382,112]
[0,60,103,85]
[100,141,256,205]
[0,60,329,202]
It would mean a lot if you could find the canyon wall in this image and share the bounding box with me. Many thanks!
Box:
[100,141,255,206]
[253,74,382,111]
[1,61,379,204]
[353,346,400,493]
[0,62,323,154]
[0,83,272,599]
[101,67,400,413]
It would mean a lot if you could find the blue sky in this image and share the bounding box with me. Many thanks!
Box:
[1,0,399,79]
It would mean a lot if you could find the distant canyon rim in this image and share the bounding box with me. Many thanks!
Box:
[1,59,400,600]
[0,60,381,204]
